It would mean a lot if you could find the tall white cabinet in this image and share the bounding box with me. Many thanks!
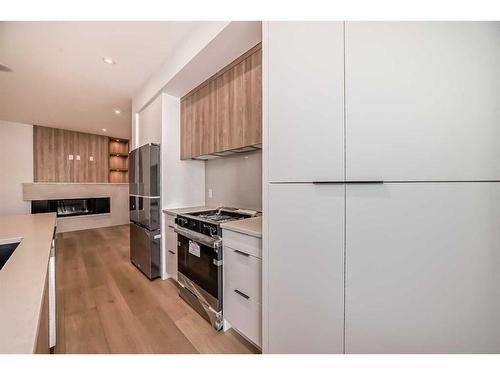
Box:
[345,22,500,181]
[267,184,345,353]
[264,21,500,354]
[267,21,345,182]
[263,21,346,353]
[345,183,500,353]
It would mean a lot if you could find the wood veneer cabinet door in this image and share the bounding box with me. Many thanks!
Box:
[245,48,262,147]
[180,45,262,159]
[180,96,194,160]
[191,87,204,157]
[200,80,218,155]
[217,48,262,152]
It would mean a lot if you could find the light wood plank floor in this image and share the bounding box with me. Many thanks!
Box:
[55,224,259,354]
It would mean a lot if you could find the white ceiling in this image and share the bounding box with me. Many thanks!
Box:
[0,21,202,139]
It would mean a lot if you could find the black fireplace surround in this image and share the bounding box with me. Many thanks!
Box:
[31,197,110,217]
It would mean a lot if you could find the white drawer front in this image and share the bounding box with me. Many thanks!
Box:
[166,227,177,251]
[224,245,262,303]
[166,246,178,281]
[222,229,262,259]
[165,214,176,227]
[224,286,262,348]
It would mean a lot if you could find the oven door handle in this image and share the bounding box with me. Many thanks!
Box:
[174,225,221,249]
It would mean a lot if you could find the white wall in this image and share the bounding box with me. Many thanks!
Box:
[161,94,205,281]
[0,121,33,216]
[136,95,162,149]
[132,22,230,115]
[161,94,205,209]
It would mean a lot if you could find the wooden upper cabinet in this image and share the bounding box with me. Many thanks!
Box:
[238,47,262,149]
[180,96,194,160]
[180,44,262,160]
[192,81,217,156]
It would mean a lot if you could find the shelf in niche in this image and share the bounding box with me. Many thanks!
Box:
[109,168,128,172]
[109,138,129,183]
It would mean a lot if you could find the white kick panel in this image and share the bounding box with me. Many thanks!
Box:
[267,183,345,353]
[345,182,500,353]
[267,21,345,182]
[345,22,500,181]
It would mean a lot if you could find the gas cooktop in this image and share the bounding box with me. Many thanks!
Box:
[189,209,253,224]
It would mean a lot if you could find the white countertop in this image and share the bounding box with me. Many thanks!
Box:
[221,216,262,238]
[0,213,56,353]
[163,206,216,216]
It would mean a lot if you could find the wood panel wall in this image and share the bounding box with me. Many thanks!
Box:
[33,126,110,183]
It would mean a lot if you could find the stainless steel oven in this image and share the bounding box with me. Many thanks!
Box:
[174,224,223,330]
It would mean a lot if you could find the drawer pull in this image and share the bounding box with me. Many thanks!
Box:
[168,250,175,255]
[233,249,250,257]
[234,289,250,300]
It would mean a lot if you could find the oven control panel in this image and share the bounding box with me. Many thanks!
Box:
[176,215,221,237]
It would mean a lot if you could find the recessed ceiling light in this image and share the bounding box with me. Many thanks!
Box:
[114,109,121,115]
[102,128,107,132]
[102,57,116,65]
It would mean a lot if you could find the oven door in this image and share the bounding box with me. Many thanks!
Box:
[177,234,221,301]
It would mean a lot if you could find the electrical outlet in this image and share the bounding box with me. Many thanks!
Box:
[89,156,94,162]
[208,188,213,198]
[76,155,80,161]
[68,154,73,160]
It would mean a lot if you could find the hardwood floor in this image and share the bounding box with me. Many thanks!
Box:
[55,224,259,354]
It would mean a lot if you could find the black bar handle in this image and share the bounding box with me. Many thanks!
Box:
[168,250,175,255]
[313,180,384,184]
[312,181,344,184]
[234,289,250,300]
[234,249,250,257]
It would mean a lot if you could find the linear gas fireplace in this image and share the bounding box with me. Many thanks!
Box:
[31,197,110,218]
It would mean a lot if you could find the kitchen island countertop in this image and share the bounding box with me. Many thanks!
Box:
[0,213,56,353]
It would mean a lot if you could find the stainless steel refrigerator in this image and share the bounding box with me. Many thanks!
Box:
[129,143,161,279]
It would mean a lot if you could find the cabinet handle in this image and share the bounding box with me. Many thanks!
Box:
[168,250,175,255]
[234,289,250,300]
[313,180,384,184]
[233,249,250,257]
[346,181,384,184]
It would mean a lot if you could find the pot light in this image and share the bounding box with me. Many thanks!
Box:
[102,128,107,132]
[114,109,121,115]
[102,57,116,65]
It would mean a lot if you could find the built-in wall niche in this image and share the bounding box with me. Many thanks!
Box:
[109,138,129,183]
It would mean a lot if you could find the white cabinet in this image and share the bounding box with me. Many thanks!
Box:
[267,21,345,182]
[345,22,500,181]
[165,214,178,281]
[345,182,500,353]
[223,228,262,348]
[266,184,345,353]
